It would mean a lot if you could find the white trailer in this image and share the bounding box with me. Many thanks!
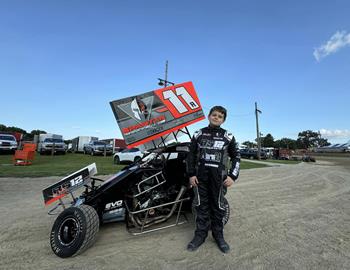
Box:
[37,133,66,154]
[39,133,62,141]
[72,136,98,152]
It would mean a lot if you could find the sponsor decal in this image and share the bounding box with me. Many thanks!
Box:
[110,81,205,148]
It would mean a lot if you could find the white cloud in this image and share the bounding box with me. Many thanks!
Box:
[313,30,350,61]
[319,128,350,138]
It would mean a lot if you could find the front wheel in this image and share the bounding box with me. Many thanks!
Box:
[50,205,100,258]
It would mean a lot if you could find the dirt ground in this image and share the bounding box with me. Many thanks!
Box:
[0,157,349,270]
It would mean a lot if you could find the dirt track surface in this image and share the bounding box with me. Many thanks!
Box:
[1,158,349,270]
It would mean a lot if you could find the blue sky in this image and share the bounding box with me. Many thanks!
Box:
[1,0,349,144]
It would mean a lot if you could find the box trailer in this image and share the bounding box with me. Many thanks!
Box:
[72,136,98,152]
[100,138,126,153]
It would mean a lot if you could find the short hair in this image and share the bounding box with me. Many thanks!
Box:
[209,106,227,120]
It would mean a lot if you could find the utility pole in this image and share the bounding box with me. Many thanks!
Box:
[158,60,174,87]
[255,102,262,160]
[164,60,168,87]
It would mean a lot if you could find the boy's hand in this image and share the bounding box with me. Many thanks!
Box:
[189,176,199,187]
[223,176,234,187]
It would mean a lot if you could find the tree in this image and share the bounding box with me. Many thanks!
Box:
[274,138,297,150]
[261,133,274,147]
[30,130,47,136]
[318,138,331,147]
[242,141,256,148]
[23,130,47,140]
[297,130,330,149]
[0,125,27,134]
[0,124,7,131]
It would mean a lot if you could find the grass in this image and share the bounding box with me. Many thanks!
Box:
[263,159,301,165]
[240,161,269,169]
[0,153,124,177]
[0,153,269,177]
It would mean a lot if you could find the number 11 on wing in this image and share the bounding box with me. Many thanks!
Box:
[162,87,199,114]
[155,82,202,119]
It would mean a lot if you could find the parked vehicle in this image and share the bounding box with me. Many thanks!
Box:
[113,147,143,164]
[72,136,98,152]
[262,147,274,158]
[315,142,350,153]
[0,133,18,153]
[42,142,230,258]
[83,140,113,156]
[240,148,267,160]
[37,134,66,155]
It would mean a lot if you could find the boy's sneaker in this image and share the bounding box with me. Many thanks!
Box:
[214,238,230,253]
[187,236,205,251]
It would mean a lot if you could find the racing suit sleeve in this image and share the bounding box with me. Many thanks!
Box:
[227,136,241,181]
[187,133,199,178]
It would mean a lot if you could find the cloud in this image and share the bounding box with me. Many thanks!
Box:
[313,30,350,61]
[319,128,350,138]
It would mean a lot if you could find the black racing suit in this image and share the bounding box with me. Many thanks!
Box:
[187,125,240,240]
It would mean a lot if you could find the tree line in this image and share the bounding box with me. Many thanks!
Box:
[0,124,47,141]
[242,130,331,150]
[1,124,331,150]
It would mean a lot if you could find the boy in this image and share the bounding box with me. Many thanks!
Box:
[186,106,240,253]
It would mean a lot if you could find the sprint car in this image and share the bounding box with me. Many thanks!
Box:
[43,142,230,258]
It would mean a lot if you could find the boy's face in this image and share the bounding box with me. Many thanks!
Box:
[208,110,225,127]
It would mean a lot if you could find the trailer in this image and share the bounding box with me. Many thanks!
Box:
[71,136,98,152]
[37,134,66,154]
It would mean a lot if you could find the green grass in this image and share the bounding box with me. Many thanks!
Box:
[240,161,269,169]
[0,153,124,177]
[263,159,301,165]
[0,153,269,177]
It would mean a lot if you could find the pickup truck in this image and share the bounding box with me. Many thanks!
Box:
[240,148,267,160]
[0,133,18,153]
[83,141,113,156]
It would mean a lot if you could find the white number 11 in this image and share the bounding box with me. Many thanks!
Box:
[163,87,199,114]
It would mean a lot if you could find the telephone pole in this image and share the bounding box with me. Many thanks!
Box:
[255,102,262,160]
[158,60,174,87]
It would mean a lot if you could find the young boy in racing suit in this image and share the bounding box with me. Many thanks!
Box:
[186,106,240,253]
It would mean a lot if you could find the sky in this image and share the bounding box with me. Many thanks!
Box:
[1,0,350,144]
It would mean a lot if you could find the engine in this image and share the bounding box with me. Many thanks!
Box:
[126,169,186,229]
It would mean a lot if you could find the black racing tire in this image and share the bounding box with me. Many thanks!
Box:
[191,197,230,226]
[50,205,100,258]
[90,150,94,156]
[114,156,120,164]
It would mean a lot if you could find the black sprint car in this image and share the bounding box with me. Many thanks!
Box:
[43,142,230,258]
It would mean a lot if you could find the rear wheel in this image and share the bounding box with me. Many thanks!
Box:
[114,156,120,164]
[50,205,99,258]
[134,156,141,163]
